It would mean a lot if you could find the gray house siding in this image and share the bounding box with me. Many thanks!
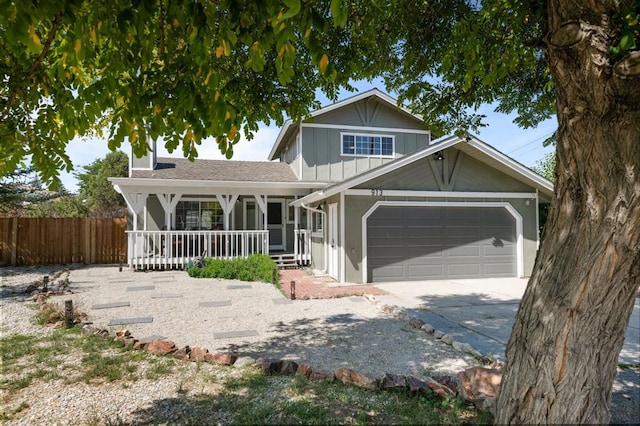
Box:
[312,100,428,130]
[354,148,534,193]
[301,127,430,182]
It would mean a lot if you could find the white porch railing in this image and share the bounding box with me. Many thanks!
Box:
[294,229,311,265]
[127,230,269,270]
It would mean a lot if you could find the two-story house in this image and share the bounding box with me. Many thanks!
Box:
[110,89,553,283]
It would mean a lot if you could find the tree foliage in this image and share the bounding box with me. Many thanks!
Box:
[0,167,62,215]
[532,152,556,182]
[0,0,358,187]
[75,151,128,216]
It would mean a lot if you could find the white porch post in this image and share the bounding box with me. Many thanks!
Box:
[294,197,299,260]
[253,194,268,230]
[121,192,148,230]
[215,194,239,230]
[157,193,182,229]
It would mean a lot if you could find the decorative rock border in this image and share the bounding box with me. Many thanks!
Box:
[363,294,486,360]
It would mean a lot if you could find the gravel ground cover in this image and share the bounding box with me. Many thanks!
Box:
[0,264,478,425]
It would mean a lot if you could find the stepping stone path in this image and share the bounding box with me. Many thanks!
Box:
[126,285,155,291]
[199,300,232,307]
[213,330,259,339]
[92,301,131,310]
[108,317,153,326]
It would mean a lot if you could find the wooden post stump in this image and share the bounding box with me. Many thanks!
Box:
[65,300,74,328]
[290,281,296,300]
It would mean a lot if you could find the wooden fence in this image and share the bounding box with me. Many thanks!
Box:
[0,217,127,266]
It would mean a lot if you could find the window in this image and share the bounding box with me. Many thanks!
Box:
[175,201,223,230]
[313,211,323,234]
[341,133,394,157]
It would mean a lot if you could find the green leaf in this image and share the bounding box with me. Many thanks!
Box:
[331,0,348,28]
[281,0,301,20]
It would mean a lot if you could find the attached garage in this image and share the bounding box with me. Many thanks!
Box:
[366,204,519,282]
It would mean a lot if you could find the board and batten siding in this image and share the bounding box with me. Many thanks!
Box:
[300,127,429,182]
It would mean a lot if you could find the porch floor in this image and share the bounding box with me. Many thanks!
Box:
[279,269,388,300]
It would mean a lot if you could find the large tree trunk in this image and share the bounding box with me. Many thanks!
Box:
[495,1,640,424]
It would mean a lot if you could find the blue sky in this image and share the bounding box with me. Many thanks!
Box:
[60,81,556,192]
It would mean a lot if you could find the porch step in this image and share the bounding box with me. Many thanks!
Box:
[270,253,300,269]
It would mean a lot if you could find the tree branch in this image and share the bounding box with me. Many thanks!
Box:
[0,13,63,124]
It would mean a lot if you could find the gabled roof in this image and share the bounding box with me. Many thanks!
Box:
[267,88,424,160]
[131,157,299,182]
[291,134,554,206]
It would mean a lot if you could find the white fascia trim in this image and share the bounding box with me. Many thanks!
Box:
[269,120,295,160]
[466,137,554,193]
[302,122,431,135]
[361,201,525,283]
[345,189,537,199]
[109,177,326,190]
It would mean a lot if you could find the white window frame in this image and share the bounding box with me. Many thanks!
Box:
[340,132,395,158]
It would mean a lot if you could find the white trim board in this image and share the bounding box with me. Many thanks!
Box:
[303,122,431,135]
[345,189,537,199]
[360,201,524,283]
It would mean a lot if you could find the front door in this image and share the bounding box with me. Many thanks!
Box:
[328,203,338,279]
[268,200,285,251]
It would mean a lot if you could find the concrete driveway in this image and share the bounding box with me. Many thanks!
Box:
[373,278,639,364]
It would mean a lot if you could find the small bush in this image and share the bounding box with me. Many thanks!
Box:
[188,254,277,284]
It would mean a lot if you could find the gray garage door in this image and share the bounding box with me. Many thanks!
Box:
[367,206,516,282]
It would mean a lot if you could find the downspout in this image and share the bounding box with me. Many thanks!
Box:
[301,202,327,274]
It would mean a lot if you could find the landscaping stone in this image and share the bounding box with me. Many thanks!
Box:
[278,360,299,375]
[409,318,425,329]
[421,323,435,334]
[441,334,454,345]
[172,346,191,361]
[381,373,406,390]
[309,370,335,382]
[133,341,149,350]
[335,368,378,390]
[123,337,137,348]
[433,330,444,339]
[190,346,209,362]
[295,364,313,378]
[256,359,280,375]
[406,376,430,395]
[430,374,459,395]
[114,329,131,341]
[204,352,238,366]
[233,356,257,367]
[428,378,455,399]
[146,339,177,355]
[457,366,503,415]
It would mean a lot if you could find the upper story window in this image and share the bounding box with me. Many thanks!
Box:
[341,133,394,158]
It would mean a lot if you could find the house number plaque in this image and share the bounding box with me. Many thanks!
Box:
[371,189,384,196]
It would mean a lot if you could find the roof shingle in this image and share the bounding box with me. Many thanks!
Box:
[131,158,299,182]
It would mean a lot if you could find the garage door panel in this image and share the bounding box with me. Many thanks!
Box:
[446,264,481,277]
[367,205,517,282]
[408,264,445,279]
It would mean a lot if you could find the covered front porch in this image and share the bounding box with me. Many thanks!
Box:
[110,177,323,270]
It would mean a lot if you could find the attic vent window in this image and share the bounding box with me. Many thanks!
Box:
[341,133,394,158]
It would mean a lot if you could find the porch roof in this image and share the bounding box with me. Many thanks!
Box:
[131,157,299,182]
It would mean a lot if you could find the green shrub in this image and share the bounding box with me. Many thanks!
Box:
[188,254,277,284]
